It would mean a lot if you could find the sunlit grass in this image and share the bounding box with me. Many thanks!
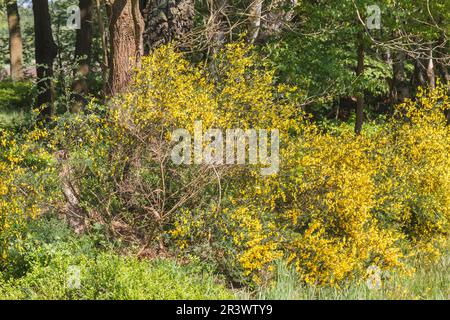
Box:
[239,253,449,300]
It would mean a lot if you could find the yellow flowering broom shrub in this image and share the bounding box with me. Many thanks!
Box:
[166,47,449,285]
[1,43,448,288]
[375,83,450,261]
[0,126,57,266]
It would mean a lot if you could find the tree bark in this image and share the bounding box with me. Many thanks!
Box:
[412,57,427,89]
[56,150,86,234]
[355,31,365,135]
[6,0,23,81]
[248,0,263,43]
[390,50,409,104]
[426,45,436,90]
[142,0,194,52]
[71,0,93,112]
[32,0,57,118]
[107,0,145,96]
[95,0,109,92]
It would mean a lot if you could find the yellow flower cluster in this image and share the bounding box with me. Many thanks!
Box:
[1,43,447,287]
[0,127,56,263]
[171,72,449,285]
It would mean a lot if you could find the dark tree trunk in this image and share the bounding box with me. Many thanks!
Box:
[71,0,93,112]
[107,0,145,96]
[6,0,23,81]
[94,0,109,93]
[390,50,409,104]
[411,58,427,89]
[32,0,57,119]
[355,31,365,135]
[142,0,194,53]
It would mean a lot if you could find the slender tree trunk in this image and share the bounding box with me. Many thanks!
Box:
[74,0,93,72]
[355,31,365,135]
[32,0,58,119]
[426,45,435,90]
[95,0,109,92]
[107,0,144,96]
[71,0,93,112]
[412,57,427,89]
[6,0,23,81]
[248,0,263,43]
[437,34,450,85]
[390,50,409,104]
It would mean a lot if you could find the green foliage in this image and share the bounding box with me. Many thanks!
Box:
[245,256,449,300]
[0,217,234,300]
[0,80,35,127]
[0,80,34,108]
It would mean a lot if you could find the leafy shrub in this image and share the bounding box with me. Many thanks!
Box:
[48,42,300,247]
[0,81,35,111]
[172,82,450,286]
[0,81,36,127]
[0,44,448,289]
[0,126,58,268]
[375,83,450,256]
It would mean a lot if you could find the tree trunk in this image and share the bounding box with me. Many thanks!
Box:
[248,0,263,43]
[107,0,145,96]
[142,0,194,53]
[355,31,365,135]
[426,45,435,90]
[437,33,450,85]
[71,0,93,112]
[56,150,86,234]
[390,50,409,104]
[95,0,109,92]
[32,0,57,119]
[6,1,23,81]
[412,57,426,89]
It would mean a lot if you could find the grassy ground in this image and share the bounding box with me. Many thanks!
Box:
[0,218,233,300]
[1,217,447,300]
[242,258,449,300]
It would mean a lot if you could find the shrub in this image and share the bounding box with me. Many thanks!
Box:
[0,126,58,268]
[1,44,448,289]
[0,81,35,111]
[48,42,300,248]
[375,83,450,259]
[0,81,36,127]
[172,82,449,286]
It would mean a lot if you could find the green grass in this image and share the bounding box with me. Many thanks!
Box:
[240,259,449,300]
[0,218,234,300]
[1,217,448,300]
